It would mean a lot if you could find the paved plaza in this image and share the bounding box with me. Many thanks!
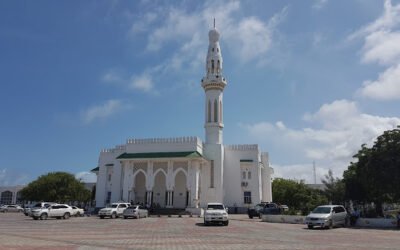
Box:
[0,213,399,250]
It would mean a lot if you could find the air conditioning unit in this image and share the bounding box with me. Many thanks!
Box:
[241,182,248,187]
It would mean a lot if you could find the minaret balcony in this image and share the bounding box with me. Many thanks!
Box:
[204,122,224,129]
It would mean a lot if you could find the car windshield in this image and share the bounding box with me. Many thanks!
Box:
[312,207,332,214]
[207,204,224,210]
[33,203,43,208]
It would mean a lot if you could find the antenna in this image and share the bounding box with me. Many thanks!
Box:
[313,161,317,184]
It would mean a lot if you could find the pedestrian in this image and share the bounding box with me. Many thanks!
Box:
[350,208,360,226]
[397,212,400,229]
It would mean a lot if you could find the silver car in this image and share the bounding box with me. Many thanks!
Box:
[305,205,348,229]
[123,205,148,219]
[0,204,23,213]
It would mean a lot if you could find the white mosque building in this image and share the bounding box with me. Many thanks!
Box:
[93,25,273,212]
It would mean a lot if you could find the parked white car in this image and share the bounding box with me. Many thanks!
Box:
[25,202,55,217]
[204,203,229,226]
[71,206,85,217]
[31,204,73,220]
[305,205,348,229]
[123,205,148,219]
[0,204,23,213]
[98,202,130,219]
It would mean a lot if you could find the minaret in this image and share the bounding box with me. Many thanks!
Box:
[201,20,227,144]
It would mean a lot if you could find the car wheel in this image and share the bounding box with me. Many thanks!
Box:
[248,214,253,219]
[204,220,209,226]
[259,214,262,219]
[100,216,104,219]
[76,212,81,217]
[63,213,70,219]
[111,212,117,219]
[308,225,313,229]
[224,221,229,226]
[327,220,333,229]
[33,217,39,220]
[40,213,48,220]
[123,216,127,219]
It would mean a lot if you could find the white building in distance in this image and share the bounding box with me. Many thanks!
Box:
[94,24,273,212]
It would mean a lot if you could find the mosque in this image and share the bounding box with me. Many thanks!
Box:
[93,24,273,213]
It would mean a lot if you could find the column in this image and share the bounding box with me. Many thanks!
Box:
[189,160,200,208]
[146,190,153,207]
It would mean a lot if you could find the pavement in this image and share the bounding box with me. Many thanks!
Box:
[0,213,399,250]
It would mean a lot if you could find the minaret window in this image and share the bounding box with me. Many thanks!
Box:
[208,100,212,122]
[210,160,214,188]
[217,60,220,73]
[214,99,218,122]
[219,100,222,122]
[211,60,214,73]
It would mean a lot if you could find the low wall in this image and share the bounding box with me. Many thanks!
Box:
[355,218,397,228]
[262,214,399,228]
[262,214,306,224]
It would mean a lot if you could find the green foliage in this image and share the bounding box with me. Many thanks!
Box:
[20,172,91,203]
[321,169,345,205]
[272,178,328,215]
[343,127,400,216]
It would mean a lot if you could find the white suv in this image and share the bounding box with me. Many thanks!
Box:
[31,204,73,220]
[204,203,229,226]
[98,202,130,219]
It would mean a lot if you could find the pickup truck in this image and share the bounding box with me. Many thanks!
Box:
[248,202,282,219]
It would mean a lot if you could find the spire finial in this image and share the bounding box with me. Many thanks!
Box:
[213,18,215,29]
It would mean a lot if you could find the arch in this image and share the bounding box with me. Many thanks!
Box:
[133,170,146,205]
[153,170,167,208]
[132,169,147,184]
[173,168,188,183]
[173,170,187,208]
[214,99,218,122]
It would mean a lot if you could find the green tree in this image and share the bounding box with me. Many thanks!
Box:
[321,169,345,205]
[343,127,400,216]
[20,172,91,203]
[272,178,327,215]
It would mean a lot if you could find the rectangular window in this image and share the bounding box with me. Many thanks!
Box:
[210,160,214,188]
[108,174,112,182]
[244,191,252,204]
[106,192,111,204]
[248,171,251,179]
[242,171,246,179]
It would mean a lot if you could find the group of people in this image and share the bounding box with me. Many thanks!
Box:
[348,207,400,228]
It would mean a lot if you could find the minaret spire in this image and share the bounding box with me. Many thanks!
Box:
[201,22,227,144]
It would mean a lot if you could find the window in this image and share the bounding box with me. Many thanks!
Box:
[208,100,211,122]
[211,60,214,73]
[242,171,246,179]
[210,160,214,188]
[244,192,252,204]
[108,174,112,182]
[248,171,251,179]
[219,100,222,122]
[214,99,218,122]
[106,192,111,204]
[0,191,13,205]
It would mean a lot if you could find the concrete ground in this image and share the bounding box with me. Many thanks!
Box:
[0,213,399,250]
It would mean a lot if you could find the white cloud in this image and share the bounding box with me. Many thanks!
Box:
[80,99,129,125]
[75,171,97,183]
[241,99,400,183]
[129,1,286,69]
[349,0,400,101]
[358,64,400,100]
[0,168,29,186]
[312,0,328,10]
[130,73,154,92]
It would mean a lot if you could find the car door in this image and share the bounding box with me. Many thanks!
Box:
[118,204,127,215]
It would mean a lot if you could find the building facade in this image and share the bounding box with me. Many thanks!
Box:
[94,25,273,211]
[0,185,25,205]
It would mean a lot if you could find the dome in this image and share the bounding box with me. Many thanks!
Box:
[208,28,220,43]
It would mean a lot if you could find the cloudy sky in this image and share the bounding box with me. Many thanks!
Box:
[1,0,399,186]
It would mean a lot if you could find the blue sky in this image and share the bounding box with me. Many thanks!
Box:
[1,0,400,186]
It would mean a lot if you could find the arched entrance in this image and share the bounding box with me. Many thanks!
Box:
[134,171,146,205]
[173,170,187,208]
[153,170,167,208]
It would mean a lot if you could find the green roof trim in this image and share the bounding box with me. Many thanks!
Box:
[240,159,254,163]
[117,151,202,159]
[90,166,99,172]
